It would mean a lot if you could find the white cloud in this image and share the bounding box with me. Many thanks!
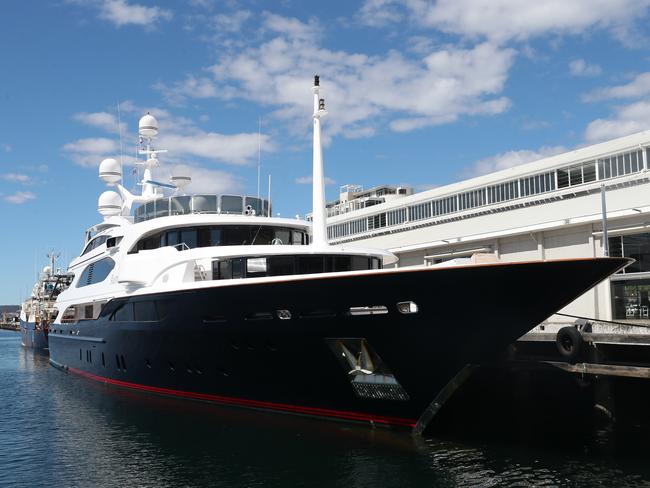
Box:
[98,0,172,27]
[263,12,320,41]
[584,72,650,101]
[160,131,272,166]
[360,0,650,43]
[569,59,602,77]
[157,164,242,194]
[4,191,36,204]
[68,102,273,167]
[463,145,566,177]
[2,144,11,152]
[62,137,119,167]
[1,173,29,183]
[154,76,219,103]
[585,100,650,142]
[214,10,251,33]
[294,175,336,185]
[73,111,126,133]
[159,15,515,136]
[358,0,404,27]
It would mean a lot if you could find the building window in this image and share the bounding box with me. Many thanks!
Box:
[458,188,486,211]
[387,208,407,226]
[408,202,432,221]
[609,233,650,274]
[611,279,650,321]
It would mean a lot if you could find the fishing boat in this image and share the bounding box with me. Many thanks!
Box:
[20,252,73,350]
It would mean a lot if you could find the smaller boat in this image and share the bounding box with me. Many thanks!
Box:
[20,252,73,351]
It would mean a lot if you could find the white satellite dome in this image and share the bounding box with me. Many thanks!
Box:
[42,265,52,275]
[171,165,191,190]
[99,158,122,185]
[139,113,159,138]
[98,191,123,217]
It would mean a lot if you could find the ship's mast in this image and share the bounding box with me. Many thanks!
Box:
[47,251,60,276]
[311,75,328,247]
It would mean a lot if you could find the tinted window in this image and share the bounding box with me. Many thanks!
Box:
[131,225,308,253]
[297,256,324,274]
[81,235,109,255]
[193,195,217,213]
[221,195,243,214]
[134,301,158,321]
[77,257,115,287]
[112,302,134,322]
[171,196,192,215]
[268,256,295,276]
[180,229,197,249]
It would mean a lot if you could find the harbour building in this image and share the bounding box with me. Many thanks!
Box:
[320,130,650,329]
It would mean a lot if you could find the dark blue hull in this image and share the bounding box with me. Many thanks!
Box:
[20,320,48,351]
[48,258,630,431]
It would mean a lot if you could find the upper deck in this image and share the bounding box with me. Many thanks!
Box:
[134,194,271,223]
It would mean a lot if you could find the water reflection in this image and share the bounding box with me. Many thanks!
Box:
[2,330,650,488]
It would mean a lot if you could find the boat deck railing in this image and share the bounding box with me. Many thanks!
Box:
[134,194,271,223]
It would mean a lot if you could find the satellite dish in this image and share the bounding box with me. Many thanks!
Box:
[42,266,51,275]
[139,113,159,138]
[98,191,123,217]
[99,158,122,185]
[171,165,191,190]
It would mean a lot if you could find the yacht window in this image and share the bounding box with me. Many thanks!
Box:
[81,235,109,255]
[171,196,192,215]
[134,301,158,322]
[106,236,122,248]
[84,305,94,319]
[267,256,295,276]
[130,225,308,253]
[155,199,169,218]
[61,306,77,323]
[297,256,324,275]
[212,254,382,280]
[193,195,217,213]
[221,195,243,214]
[166,230,180,248]
[247,257,268,274]
[180,229,197,249]
[144,201,155,221]
[112,302,134,322]
[213,258,245,280]
[77,257,115,287]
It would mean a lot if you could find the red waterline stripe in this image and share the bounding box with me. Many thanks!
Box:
[67,367,417,428]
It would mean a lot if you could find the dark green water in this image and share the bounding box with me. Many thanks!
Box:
[1,329,649,487]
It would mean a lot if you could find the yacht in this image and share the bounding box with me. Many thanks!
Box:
[48,77,630,432]
[20,252,73,350]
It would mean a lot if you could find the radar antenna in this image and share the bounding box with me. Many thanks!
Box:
[46,250,60,276]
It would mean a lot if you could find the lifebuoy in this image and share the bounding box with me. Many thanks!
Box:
[556,326,583,363]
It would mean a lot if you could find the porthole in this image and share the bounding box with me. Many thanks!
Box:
[276,309,292,320]
[396,301,419,314]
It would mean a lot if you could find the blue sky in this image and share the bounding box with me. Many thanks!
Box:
[2,0,650,304]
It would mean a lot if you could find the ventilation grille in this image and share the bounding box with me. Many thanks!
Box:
[351,381,410,401]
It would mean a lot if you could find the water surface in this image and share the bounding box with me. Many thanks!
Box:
[1,330,648,487]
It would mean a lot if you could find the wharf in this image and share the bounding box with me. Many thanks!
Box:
[0,322,19,331]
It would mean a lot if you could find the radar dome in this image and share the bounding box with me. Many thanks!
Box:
[98,191,123,217]
[139,113,159,138]
[43,265,52,275]
[99,158,122,185]
[171,165,191,190]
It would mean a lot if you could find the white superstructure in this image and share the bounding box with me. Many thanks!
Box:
[54,82,396,325]
[324,131,650,329]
